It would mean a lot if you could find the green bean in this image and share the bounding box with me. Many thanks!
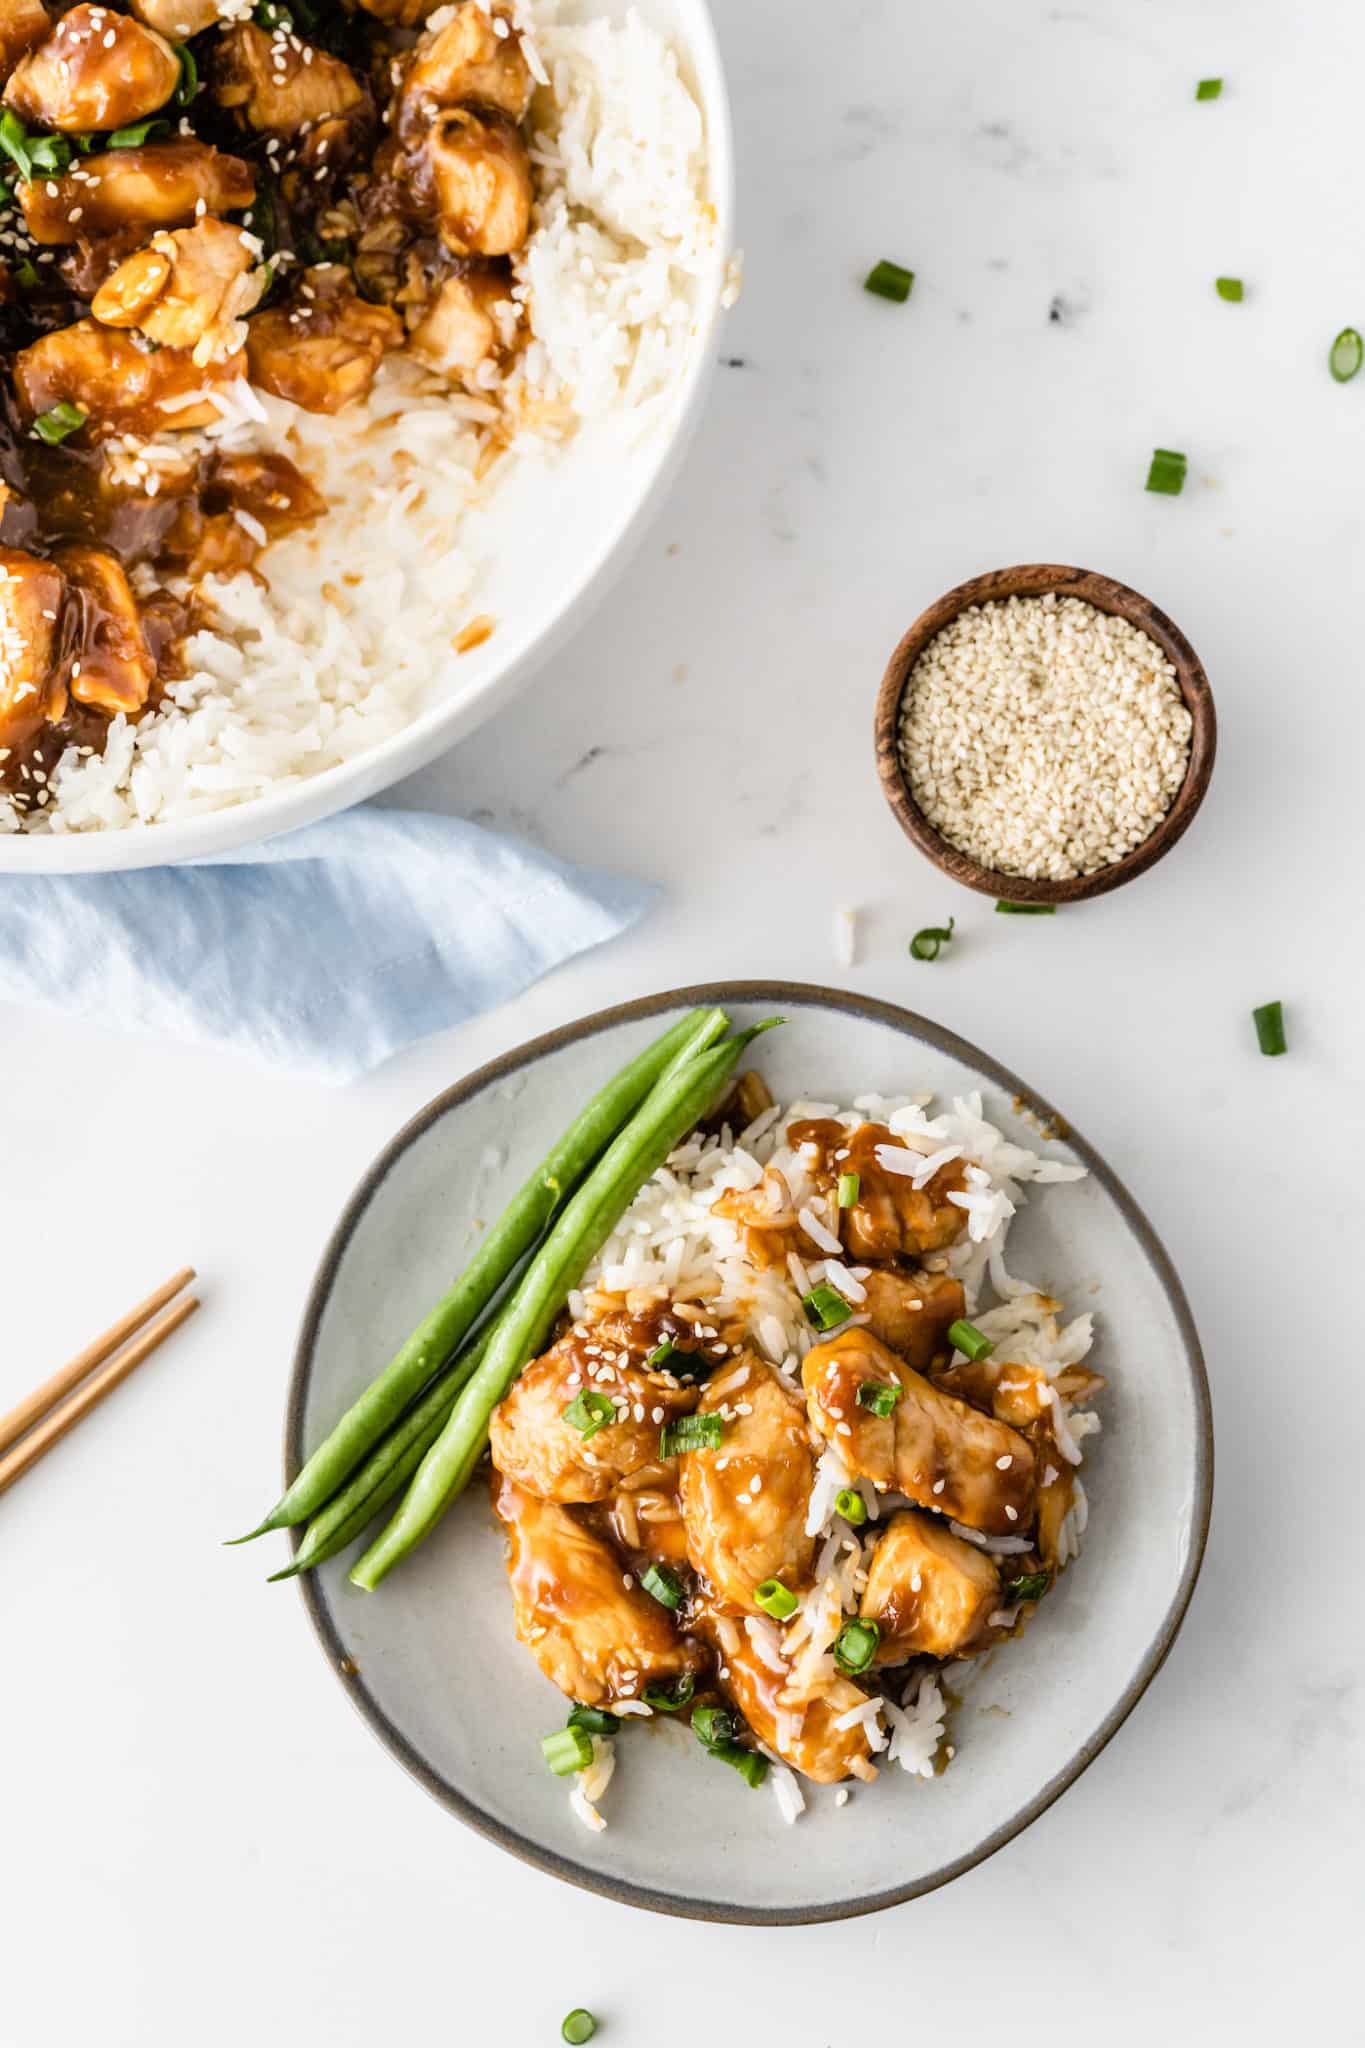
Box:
[231,1006,727,1543]
[350,1020,781,1590]
[268,1409,446,1580]
[268,1310,508,1580]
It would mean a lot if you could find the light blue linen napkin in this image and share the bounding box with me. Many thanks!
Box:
[0,807,653,1083]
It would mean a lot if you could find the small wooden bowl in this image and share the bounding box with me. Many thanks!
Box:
[874,563,1217,905]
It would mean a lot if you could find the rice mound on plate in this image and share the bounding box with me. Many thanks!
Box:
[7,0,717,836]
[558,1088,1100,1833]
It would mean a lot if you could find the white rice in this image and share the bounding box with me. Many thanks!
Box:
[568,1083,1099,1828]
[7,1,717,836]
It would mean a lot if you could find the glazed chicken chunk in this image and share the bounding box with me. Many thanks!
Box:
[842,1152,966,1262]
[54,546,154,716]
[246,265,402,413]
[214,22,364,134]
[4,3,180,132]
[493,1475,704,1707]
[803,1329,1036,1537]
[488,1334,698,1506]
[858,1268,966,1372]
[402,3,533,124]
[698,1608,874,1785]
[0,547,66,752]
[678,1354,817,1613]
[159,450,326,581]
[0,0,49,86]
[18,141,256,247]
[13,318,244,435]
[859,1511,1001,1663]
[407,267,520,383]
[937,1354,1106,1432]
[91,216,264,363]
[422,108,533,256]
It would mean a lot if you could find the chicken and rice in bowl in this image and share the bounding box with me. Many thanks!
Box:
[488,1072,1103,1831]
[0,0,716,831]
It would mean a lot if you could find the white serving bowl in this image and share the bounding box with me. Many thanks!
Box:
[0,0,733,875]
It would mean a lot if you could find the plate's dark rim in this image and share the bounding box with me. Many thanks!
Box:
[286,981,1214,1926]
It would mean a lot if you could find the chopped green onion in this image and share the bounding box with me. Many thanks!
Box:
[1195,77,1223,100]
[834,1618,880,1676]
[174,42,199,106]
[659,1412,724,1458]
[994,900,1056,915]
[649,1336,708,1378]
[541,1725,594,1776]
[561,1389,616,1440]
[15,258,38,289]
[567,1704,620,1737]
[32,401,87,446]
[707,1739,768,1787]
[561,2012,597,2045]
[837,1171,860,1208]
[640,1563,683,1611]
[1252,999,1287,1056]
[1145,447,1188,495]
[1214,276,1244,302]
[27,134,70,175]
[108,118,170,149]
[1004,1570,1052,1604]
[691,1705,737,1749]
[909,917,955,962]
[947,1318,994,1362]
[856,1379,901,1418]
[0,110,35,182]
[641,1673,695,1713]
[864,258,914,303]
[754,1579,798,1620]
[802,1282,852,1331]
[1329,328,1363,383]
[834,1486,867,1526]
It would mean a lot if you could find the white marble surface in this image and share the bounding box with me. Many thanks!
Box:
[4,1,1362,2041]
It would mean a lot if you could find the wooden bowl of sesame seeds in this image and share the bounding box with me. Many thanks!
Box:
[874,564,1217,904]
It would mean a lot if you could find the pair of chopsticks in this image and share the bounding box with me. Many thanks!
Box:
[0,1268,199,1496]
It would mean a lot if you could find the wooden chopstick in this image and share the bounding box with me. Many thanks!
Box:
[0,1265,195,1457]
[0,1279,199,1498]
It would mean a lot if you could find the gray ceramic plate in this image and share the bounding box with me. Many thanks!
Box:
[287,984,1212,1923]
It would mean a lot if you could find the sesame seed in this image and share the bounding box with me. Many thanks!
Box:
[1005,1506,1018,1521]
[897,592,1194,882]
[932,1479,945,1494]
[996,1455,1013,1469]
